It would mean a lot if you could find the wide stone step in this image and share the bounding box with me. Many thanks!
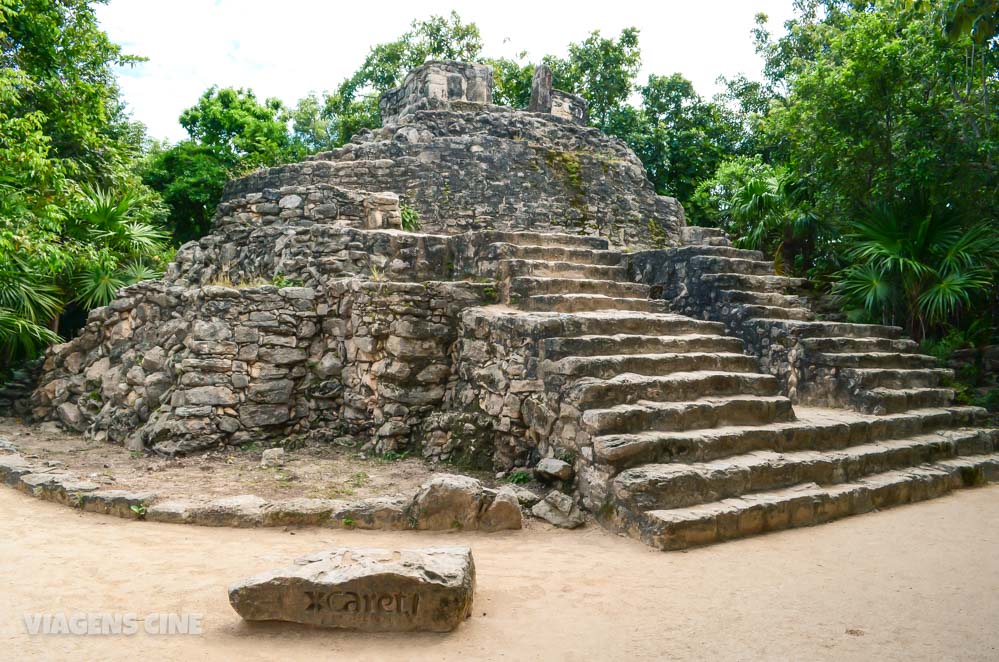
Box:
[509,277,649,300]
[839,368,954,390]
[565,371,781,408]
[689,255,776,276]
[701,272,807,293]
[519,294,668,314]
[719,290,809,308]
[661,245,766,262]
[611,428,999,512]
[740,304,813,321]
[487,243,623,266]
[800,336,919,353]
[545,353,759,380]
[764,320,904,339]
[858,387,955,415]
[811,351,940,369]
[478,231,609,250]
[497,259,626,281]
[592,406,988,470]
[581,395,794,436]
[628,453,999,550]
[524,313,726,340]
[541,334,745,360]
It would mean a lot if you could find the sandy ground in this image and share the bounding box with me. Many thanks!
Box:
[0,419,497,501]
[2,485,998,661]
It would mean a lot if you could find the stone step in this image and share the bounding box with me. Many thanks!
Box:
[739,304,814,321]
[701,272,807,293]
[544,353,759,380]
[661,245,766,262]
[838,368,954,390]
[478,231,609,250]
[611,428,999,512]
[565,371,780,408]
[799,336,920,353]
[497,259,627,281]
[626,453,999,550]
[486,243,623,266]
[811,351,940,369]
[689,255,777,276]
[525,313,726,340]
[541,334,745,361]
[519,294,668,314]
[581,395,795,436]
[592,406,988,470]
[508,277,649,300]
[858,387,955,415]
[765,320,904,339]
[719,290,809,308]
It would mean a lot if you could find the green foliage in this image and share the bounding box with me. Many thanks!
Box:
[400,204,422,232]
[546,28,642,132]
[0,0,167,365]
[833,197,998,339]
[507,470,532,485]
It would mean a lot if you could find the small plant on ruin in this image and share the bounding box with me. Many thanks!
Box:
[71,493,86,509]
[507,470,531,485]
[379,450,409,462]
[349,471,370,488]
[400,204,422,232]
[342,517,356,529]
[370,266,387,282]
[272,274,303,288]
[130,503,147,520]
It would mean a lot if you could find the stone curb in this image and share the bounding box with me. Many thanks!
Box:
[0,448,527,531]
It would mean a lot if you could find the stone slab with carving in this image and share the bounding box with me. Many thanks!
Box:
[228,546,475,632]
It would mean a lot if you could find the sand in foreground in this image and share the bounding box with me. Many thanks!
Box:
[2,485,998,661]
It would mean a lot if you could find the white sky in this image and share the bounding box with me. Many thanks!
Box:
[96,0,797,143]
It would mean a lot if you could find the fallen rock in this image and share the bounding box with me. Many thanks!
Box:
[531,490,585,529]
[478,486,523,532]
[228,546,475,632]
[534,458,573,482]
[507,484,541,507]
[260,448,285,468]
[409,474,521,531]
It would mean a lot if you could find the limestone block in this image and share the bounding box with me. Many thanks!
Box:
[228,546,475,632]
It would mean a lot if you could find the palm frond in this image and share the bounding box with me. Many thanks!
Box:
[73,263,128,310]
[0,308,61,359]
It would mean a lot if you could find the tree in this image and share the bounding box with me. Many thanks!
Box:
[545,28,642,133]
[0,0,167,364]
[179,87,294,168]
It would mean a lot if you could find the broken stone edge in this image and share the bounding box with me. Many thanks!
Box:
[0,450,525,531]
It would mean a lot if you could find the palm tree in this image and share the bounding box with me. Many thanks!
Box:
[834,198,998,340]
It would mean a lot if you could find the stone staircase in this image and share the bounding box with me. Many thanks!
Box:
[479,231,999,551]
[644,233,957,416]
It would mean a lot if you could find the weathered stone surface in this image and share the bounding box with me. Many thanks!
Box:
[534,458,573,482]
[228,546,475,632]
[409,474,483,530]
[531,491,586,529]
[260,448,285,468]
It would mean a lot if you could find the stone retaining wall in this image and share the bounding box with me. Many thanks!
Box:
[30,278,492,456]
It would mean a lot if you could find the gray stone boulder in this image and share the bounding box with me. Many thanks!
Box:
[531,490,585,529]
[409,473,522,531]
[228,546,475,632]
[534,458,573,482]
[260,448,285,468]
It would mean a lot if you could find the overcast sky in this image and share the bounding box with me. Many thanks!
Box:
[96,0,797,143]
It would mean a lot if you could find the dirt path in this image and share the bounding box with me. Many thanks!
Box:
[2,485,998,661]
